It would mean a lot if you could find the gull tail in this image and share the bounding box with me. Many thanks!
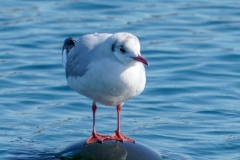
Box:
[62,37,76,68]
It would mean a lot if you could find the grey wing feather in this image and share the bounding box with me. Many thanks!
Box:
[66,33,112,78]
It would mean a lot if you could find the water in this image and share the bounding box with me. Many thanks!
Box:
[1,0,240,159]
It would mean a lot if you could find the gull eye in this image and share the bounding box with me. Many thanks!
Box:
[119,46,126,53]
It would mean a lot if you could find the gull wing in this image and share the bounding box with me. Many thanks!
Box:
[66,33,112,78]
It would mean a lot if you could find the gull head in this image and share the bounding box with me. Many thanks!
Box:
[111,33,149,66]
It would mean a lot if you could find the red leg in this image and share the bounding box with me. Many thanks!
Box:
[108,105,135,143]
[86,102,110,144]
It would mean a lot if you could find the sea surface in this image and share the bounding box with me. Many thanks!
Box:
[1,0,240,159]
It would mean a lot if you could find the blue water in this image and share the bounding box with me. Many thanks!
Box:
[1,0,240,159]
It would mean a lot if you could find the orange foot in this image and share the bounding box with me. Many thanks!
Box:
[108,131,135,143]
[86,132,110,144]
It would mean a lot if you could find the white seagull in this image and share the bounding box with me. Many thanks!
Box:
[62,32,148,144]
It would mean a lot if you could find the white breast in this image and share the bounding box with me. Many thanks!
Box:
[67,59,146,106]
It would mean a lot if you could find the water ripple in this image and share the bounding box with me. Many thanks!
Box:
[1,0,240,159]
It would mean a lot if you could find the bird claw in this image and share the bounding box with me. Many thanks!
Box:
[107,131,135,144]
[86,132,111,144]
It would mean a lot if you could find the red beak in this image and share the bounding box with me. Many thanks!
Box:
[133,55,149,66]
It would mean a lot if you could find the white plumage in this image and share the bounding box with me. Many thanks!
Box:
[64,32,147,106]
[62,32,148,144]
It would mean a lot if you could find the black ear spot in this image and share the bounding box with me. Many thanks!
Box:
[112,40,117,52]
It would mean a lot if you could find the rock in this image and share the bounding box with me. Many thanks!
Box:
[58,140,163,160]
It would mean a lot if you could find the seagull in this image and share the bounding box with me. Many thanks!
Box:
[62,32,148,144]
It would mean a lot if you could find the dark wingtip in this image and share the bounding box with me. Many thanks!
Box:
[64,37,76,46]
[62,37,76,55]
